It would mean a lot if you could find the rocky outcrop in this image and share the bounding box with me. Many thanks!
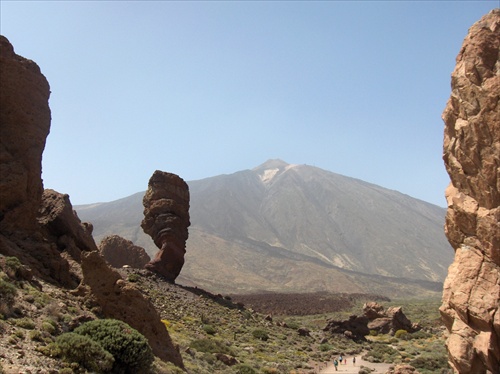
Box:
[0,35,51,233]
[78,251,184,368]
[0,36,184,369]
[324,302,416,340]
[141,170,190,281]
[439,9,500,374]
[99,235,150,268]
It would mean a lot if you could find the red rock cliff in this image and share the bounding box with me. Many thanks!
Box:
[440,10,500,373]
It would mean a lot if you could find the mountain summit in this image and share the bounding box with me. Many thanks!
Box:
[76,160,453,295]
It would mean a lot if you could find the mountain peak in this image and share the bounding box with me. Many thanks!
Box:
[252,159,297,184]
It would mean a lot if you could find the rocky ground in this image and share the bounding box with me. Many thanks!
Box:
[0,256,449,374]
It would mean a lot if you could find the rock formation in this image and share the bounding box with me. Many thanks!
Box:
[439,9,500,374]
[141,170,190,281]
[99,234,150,268]
[0,35,184,369]
[78,251,184,367]
[0,35,50,234]
[323,301,416,340]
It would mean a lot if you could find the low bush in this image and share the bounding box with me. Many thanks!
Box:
[189,338,232,355]
[363,342,399,363]
[203,324,216,335]
[234,364,257,374]
[252,329,269,341]
[55,332,114,372]
[395,329,408,339]
[74,319,154,373]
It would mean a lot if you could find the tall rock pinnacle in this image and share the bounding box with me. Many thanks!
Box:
[439,9,500,373]
[141,170,190,281]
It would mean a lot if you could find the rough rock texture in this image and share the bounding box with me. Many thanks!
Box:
[78,251,184,368]
[439,9,500,374]
[0,35,51,233]
[0,36,184,369]
[141,170,190,281]
[99,235,150,268]
[323,302,416,340]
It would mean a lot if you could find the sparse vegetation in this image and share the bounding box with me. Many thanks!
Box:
[0,258,450,374]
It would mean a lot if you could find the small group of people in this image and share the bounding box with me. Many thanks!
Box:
[332,354,356,370]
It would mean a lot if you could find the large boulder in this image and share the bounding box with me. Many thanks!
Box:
[99,235,150,269]
[439,9,500,374]
[141,170,190,281]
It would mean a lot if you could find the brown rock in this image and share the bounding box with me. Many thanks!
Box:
[324,302,416,340]
[79,251,184,368]
[99,235,150,268]
[141,170,190,281]
[439,9,500,374]
[0,35,51,233]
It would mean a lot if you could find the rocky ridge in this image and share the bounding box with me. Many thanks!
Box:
[439,9,500,374]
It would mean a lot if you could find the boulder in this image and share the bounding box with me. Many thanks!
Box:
[324,302,416,340]
[141,170,190,281]
[439,9,500,374]
[99,235,150,269]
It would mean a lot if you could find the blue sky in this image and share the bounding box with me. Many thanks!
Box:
[1,1,497,206]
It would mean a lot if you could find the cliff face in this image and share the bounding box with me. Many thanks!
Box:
[0,35,51,233]
[440,10,500,373]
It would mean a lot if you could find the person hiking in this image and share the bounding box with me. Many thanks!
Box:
[333,358,338,371]
[339,355,343,365]
[353,356,356,366]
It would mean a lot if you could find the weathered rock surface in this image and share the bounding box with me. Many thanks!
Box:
[141,170,190,281]
[0,36,184,369]
[99,234,150,268]
[78,251,184,368]
[0,35,51,233]
[323,301,416,340]
[439,9,500,374]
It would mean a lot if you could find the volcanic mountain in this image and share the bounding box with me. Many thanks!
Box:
[76,159,453,296]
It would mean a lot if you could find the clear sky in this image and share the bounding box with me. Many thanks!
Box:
[1,1,497,207]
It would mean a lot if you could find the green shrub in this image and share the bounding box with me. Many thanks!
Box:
[202,324,216,335]
[395,329,408,339]
[252,329,269,341]
[29,330,43,341]
[410,353,450,371]
[127,273,140,283]
[55,332,114,372]
[42,319,57,335]
[0,277,16,299]
[319,343,333,352]
[74,319,154,373]
[189,338,232,354]
[5,257,22,277]
[234,364,257,374]
[369,330,378,336]
[363,343,399,363]
[14,317,35,329]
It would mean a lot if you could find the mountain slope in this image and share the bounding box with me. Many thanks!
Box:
[76,160,453,295]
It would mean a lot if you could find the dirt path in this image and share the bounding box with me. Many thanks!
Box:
[317,354,392,374]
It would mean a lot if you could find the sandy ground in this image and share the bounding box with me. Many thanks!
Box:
[311,354,392,374]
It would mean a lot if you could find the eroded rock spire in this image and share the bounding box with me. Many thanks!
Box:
[141,170,190,281]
